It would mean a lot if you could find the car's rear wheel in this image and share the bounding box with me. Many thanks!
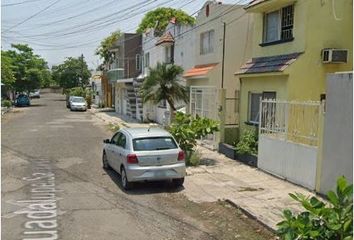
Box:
[172,178,184,187]
[121,167,132,190]
[102,152,111,170]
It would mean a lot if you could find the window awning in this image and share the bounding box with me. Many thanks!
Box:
[235,52,302,75]
[155,32,174,46]
[183,63,218,78]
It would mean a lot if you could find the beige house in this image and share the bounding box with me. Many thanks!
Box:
[183,1,253,147]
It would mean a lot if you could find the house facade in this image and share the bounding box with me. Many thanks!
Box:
[183,1,253,147]
[238,0,353,191]
[236,0,353,133]
[107,33,142,118]
[140,21,195,125]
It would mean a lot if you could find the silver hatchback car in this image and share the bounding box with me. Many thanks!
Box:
[102,127,186,190]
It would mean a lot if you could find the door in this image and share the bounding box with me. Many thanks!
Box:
[108,132,121,171]
[115,132,128,170]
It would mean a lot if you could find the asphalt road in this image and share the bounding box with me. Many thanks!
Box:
[1,93,215,240]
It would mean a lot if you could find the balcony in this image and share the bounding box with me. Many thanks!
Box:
[107,68,124,83]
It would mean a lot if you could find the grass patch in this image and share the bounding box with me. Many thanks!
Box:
[238,187,264,192]
[107,122,120,132]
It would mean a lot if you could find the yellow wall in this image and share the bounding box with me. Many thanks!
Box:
[239,74,288,132]
[245,0,353,102]
[287,0,353,101]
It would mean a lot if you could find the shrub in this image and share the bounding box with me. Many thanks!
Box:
[2,99,12,108]
[277,176,353,240]
[69,87,86,98]
[235,129,258,155]
[168,112,219,165]
[108,123,120,132]
[189,151,202,166]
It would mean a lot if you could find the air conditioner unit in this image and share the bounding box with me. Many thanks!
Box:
[322,49,348,63]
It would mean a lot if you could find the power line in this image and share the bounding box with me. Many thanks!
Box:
[3,0,62,33]
[26,0,247,52]
[2,0,42,7]
[5,0,159,39]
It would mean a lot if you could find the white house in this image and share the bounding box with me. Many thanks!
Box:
[140,20,195,125]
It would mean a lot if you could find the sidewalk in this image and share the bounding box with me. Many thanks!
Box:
[88,106,323,231]
[88,106,151,128]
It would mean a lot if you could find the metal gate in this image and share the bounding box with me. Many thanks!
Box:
[258,99,322,189]
[190,86,217,148]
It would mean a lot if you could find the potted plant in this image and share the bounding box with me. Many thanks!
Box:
[234,129,258,167]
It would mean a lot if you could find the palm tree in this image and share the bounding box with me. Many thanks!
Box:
[140,62,188,120]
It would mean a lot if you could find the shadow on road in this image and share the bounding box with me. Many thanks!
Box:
[103,168,185,195]
[29,103,47,107]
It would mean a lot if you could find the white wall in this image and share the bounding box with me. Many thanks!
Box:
[258,135,318,190]
[173,23,196,75]
[319,73,353,194]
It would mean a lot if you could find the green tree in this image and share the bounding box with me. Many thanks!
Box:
[95,30,121,64]
[137,7,195,35]
[140,62,188,117]
[2,44,49,93]
[1,51,15,88]
[52,55,91,91]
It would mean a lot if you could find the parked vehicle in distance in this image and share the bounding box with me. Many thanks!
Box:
[66,95,79,108]
[15,94,30,107]
[70,96,87,111]
[29,89,40,98]
[102,127,186,190]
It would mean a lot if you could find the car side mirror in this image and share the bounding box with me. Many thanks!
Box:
[103,139,110,144]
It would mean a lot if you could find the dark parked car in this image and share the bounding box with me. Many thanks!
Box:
[15,94,30,107]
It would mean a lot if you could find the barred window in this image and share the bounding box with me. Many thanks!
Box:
[263,5,294,43]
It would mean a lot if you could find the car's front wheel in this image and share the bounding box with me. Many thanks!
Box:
[121,167,132,190]
[172,178,185,187]
[102,152,111,170]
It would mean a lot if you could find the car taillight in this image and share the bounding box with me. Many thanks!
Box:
[178,151,185,161]
[127,154,138,164]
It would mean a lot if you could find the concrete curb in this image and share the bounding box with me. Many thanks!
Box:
[224,199,277,233]
[1,107,12,116]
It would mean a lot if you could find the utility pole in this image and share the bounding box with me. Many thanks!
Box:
[80,54,84,87]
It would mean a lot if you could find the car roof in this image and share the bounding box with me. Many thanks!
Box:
[121,127,172,139]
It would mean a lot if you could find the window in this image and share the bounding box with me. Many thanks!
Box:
[117,133,126,149]
[135,54,141,71]
[248,93,262,124]
[144,52,150,67]
[111,133,120,145]
[133,137,178,151]
[248,91,276,124]
[263,5,294,44]
[158,100,167,108]
[165,46,173,64]
[200,30,214,55]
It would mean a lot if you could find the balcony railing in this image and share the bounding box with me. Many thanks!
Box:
[107,68,124,83]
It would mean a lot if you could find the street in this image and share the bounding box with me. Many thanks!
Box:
[2,93,274,240]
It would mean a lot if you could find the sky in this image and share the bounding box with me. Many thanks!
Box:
[1,0,242,70]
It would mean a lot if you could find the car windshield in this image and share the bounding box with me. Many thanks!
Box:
[72,97,85,103]
[133,137,178,151]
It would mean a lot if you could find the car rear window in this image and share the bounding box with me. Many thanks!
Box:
[133,137,178,151]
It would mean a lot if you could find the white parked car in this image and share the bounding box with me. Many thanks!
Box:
[29,89,40,98]
[102,127,186,190]
[70,96,87,111]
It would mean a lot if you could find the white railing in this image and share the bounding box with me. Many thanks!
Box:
[259,99,322,146]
